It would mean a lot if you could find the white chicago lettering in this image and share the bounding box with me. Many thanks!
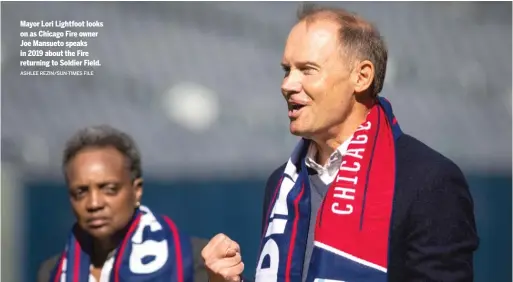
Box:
[331,124,370,216]
[345,148,365,159]
[350,134,368,145]
[340,160,360,172]
[331,172,359,216]
[129,206,169,274]
[356,121,371,131]
[333,187,355,200]
[332,202,353,215]
[335,175,358,186]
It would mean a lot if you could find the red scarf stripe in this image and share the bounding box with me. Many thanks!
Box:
[73,240,81,282]
[163,216,184,282]
[53,252,66,282]
[114,213,142,282]
[261,176,284,238]
[285,183,305,282]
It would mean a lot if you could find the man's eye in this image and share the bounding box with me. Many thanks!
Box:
[302,68,316,75]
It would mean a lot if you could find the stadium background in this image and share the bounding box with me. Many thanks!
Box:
[1,2,511,281]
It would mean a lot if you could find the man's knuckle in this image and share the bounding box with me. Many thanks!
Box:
[205,260,217,271]
[200,248,208,258]
[234,254,242,263]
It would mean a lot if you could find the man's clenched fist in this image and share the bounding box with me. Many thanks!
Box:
[201,233,245,282]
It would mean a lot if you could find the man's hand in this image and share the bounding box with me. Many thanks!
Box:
[201,233,245,282]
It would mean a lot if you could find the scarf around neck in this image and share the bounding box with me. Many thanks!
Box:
[50,205,194,282]
[256,97,402,282]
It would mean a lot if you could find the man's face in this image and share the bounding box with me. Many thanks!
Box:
[66,146,142,240]
[281,19,356,139]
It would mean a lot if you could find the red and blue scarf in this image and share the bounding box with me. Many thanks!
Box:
[256,97,402,282]
[50,205,194,282]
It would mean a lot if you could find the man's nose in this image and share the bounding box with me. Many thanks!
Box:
[281,71,303,97]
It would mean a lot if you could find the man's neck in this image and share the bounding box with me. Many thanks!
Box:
[313,101,372,166]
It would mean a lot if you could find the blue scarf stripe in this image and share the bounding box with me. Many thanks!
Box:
[285,182,309,281]
[163,215,194,282]
[66,233,90,282]
[378,97,402,140]
[258,176,284,253]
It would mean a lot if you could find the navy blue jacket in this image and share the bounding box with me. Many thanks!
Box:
[255,134,479,282]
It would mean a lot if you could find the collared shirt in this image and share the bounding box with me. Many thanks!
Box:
[305,137,352,184]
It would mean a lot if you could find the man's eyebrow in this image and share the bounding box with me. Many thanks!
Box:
[280,61,320,69]
[296,61,321,68]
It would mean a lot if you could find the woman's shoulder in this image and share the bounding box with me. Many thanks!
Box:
[37,254,60,282]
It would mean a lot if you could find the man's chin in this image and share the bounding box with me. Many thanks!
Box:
[289,123,308,137]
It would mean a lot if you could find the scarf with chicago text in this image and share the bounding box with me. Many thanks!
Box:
[49,205,194,282]
[255,97,402,282]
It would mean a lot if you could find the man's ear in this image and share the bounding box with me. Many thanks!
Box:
[352,60,375,95]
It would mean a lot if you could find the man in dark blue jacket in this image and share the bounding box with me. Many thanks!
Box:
[201,5,479,282]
